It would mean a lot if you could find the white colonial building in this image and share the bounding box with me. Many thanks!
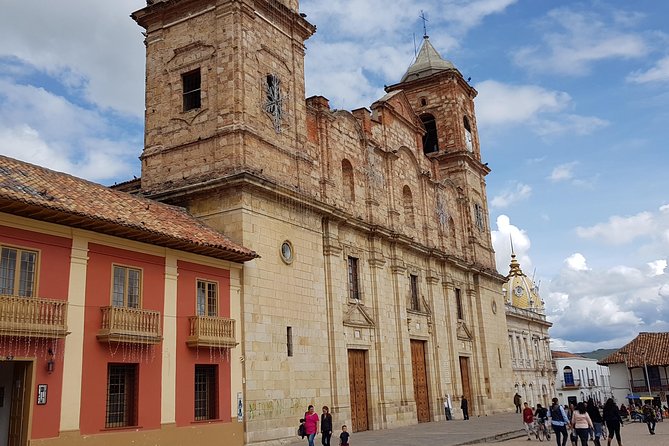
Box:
[504,253,556,407]
[552,351,612,406]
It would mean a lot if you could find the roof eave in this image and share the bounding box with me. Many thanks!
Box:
[0,198,258,263]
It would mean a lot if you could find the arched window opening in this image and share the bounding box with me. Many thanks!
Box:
[463,116,473,152]
[341,159,355,202]
[402,185,415,228]
[420,114,439,154]
[563,367,575,386]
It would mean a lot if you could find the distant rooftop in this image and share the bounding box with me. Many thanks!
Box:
[599,332,669,367]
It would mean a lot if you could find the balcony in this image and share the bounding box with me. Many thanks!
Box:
[97,306,162,344]
[631,378,669,393]
[0,294,68,339]
[560,378,582,389]
[187,316,237,348]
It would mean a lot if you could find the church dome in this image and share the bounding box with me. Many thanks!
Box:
[400,36,456,83]
[503,254,545,313]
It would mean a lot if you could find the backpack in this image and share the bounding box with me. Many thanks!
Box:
[297,423,306,438]
[551,405,564,422]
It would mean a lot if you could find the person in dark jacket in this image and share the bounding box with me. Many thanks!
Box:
[321,406,333,446]
[602,398,623,446]
[586,398,603,446]
[642,402,656,435]
[461,395,469,420]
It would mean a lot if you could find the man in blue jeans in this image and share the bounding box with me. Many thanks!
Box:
[550,398,569,446]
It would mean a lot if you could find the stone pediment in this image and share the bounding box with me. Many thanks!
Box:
[457,320,473,341]
[343,302,375,328]
[372,90,422,130]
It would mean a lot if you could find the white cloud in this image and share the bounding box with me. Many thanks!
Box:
[628,56,669,83]
[475,81,607,137]
[440,0,519,32]
[548,162,578,182]
[491,182,532,208]
[512,7,649,76]
[544,257,669,349]
[475,80,570,125]
[0,1,146,117]
[534,115,609,137]
[0,78,139,182]
[302,0,519,108]
[564,253,589,271]
[575,211,655,244]
[491,215,533,275]
[647,260,667,277]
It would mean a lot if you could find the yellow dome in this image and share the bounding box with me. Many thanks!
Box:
[503,254,544,313]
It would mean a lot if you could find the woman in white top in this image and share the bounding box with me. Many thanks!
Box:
[571,402,594,446]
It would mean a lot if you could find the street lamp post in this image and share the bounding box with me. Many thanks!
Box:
[643,351,652,398]
[620,351,631,398]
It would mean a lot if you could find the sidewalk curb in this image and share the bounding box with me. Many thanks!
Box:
[457,429,526,444]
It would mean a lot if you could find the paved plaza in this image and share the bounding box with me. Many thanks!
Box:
[289,413,667,445]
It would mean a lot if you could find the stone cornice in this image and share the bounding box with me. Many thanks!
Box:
[145,171,506,282]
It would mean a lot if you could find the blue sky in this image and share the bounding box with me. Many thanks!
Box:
[1,0,668,352]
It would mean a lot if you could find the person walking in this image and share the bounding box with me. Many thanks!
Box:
[602,398,623,446]
[515,393,522,413]
[586,398,603,446]
[535,403,551,440]
[304,405,319,446]
[321,406,333,446]
[642,402,656,435]
[550,398,570,446]
[571,401,593,446]
[523,402,535,440]
[339,424,350,446]
[461,395,469,420]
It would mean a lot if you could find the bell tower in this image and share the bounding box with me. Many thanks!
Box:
[132,0,315,192]
[386,36,495,268]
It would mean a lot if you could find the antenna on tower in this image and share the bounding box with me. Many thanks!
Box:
[419,10,429,38]
[413,32,417,57]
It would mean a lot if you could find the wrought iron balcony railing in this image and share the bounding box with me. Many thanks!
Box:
[97,306,162,344]
[187,315,237,348]
[0,294,68,338]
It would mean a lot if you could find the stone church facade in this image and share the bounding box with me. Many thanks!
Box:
[131,0,514,444]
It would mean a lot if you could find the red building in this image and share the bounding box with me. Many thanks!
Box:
[0,155,256,446]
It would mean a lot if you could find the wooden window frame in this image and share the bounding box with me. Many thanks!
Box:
[105,363,138,428]
[0,245,39,297]
[111,264,143,309]
[473,203,485,231]
[196,279,219,317]
[455,287,464,320]
[409,274,420,311]
[194,364,218,421]
[182,68,202,112]
[347,256,360,301]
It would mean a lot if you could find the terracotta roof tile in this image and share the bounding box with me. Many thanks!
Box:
[598,332,669,367]
[0,155,257,262]
[551,351,586,359]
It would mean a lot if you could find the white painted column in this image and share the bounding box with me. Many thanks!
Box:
[229,267,243,423]
[161,255,178,424]
[60,235,88,432]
